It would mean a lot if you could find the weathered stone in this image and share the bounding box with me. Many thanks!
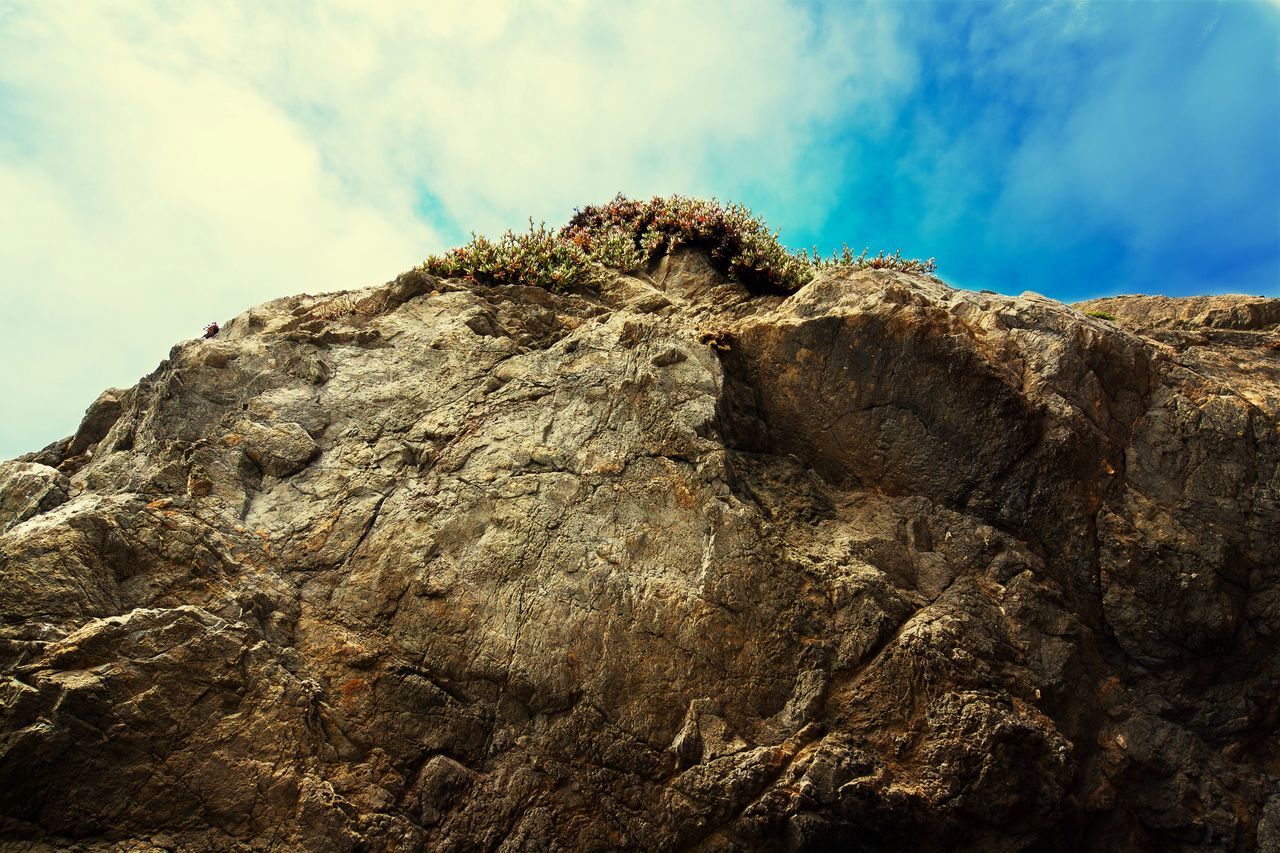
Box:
[68,387,130,457]
[0,461,69,533]
[1076,293,1280,331]
[0,261,1276,851]
[229,419,321,479]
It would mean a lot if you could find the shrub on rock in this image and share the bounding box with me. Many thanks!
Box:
[422,194,936,295]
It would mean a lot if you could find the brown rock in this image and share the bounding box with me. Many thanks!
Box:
[0,263,1276,851]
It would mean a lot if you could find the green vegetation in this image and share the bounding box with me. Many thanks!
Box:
[422,194,936,294]
[421,221,599,292]
[1085,309,1119,321]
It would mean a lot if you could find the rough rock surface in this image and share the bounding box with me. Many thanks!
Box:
[1,254,1277,851]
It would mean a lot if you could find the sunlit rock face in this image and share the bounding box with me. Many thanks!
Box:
[2,252,1277,851]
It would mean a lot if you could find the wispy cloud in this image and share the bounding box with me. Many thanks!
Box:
[809,1,1280,299]
[990,2,1280,293]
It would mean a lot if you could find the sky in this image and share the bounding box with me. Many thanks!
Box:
[1,0,1278,459]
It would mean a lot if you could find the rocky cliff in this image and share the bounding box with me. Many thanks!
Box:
[1,251,1277,851]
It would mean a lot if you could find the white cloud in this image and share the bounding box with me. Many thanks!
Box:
[0,0,913,457]
[0,4,436,457]
[102,0,914,231]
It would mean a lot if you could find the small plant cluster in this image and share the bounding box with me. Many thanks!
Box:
[422,194,937,294]
[1085,309,1119,321]
[801,245,939,276]
[422,221,599,292]
[563,195,815,292]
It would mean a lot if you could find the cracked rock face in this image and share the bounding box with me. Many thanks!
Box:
[2,253,1278,851]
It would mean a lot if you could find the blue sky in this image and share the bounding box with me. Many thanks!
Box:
[1,0,1277,458]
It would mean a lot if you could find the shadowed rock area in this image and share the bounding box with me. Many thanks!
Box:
[1,253,1277,850]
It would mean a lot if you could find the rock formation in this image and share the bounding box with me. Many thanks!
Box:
[1,251,1277,850]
